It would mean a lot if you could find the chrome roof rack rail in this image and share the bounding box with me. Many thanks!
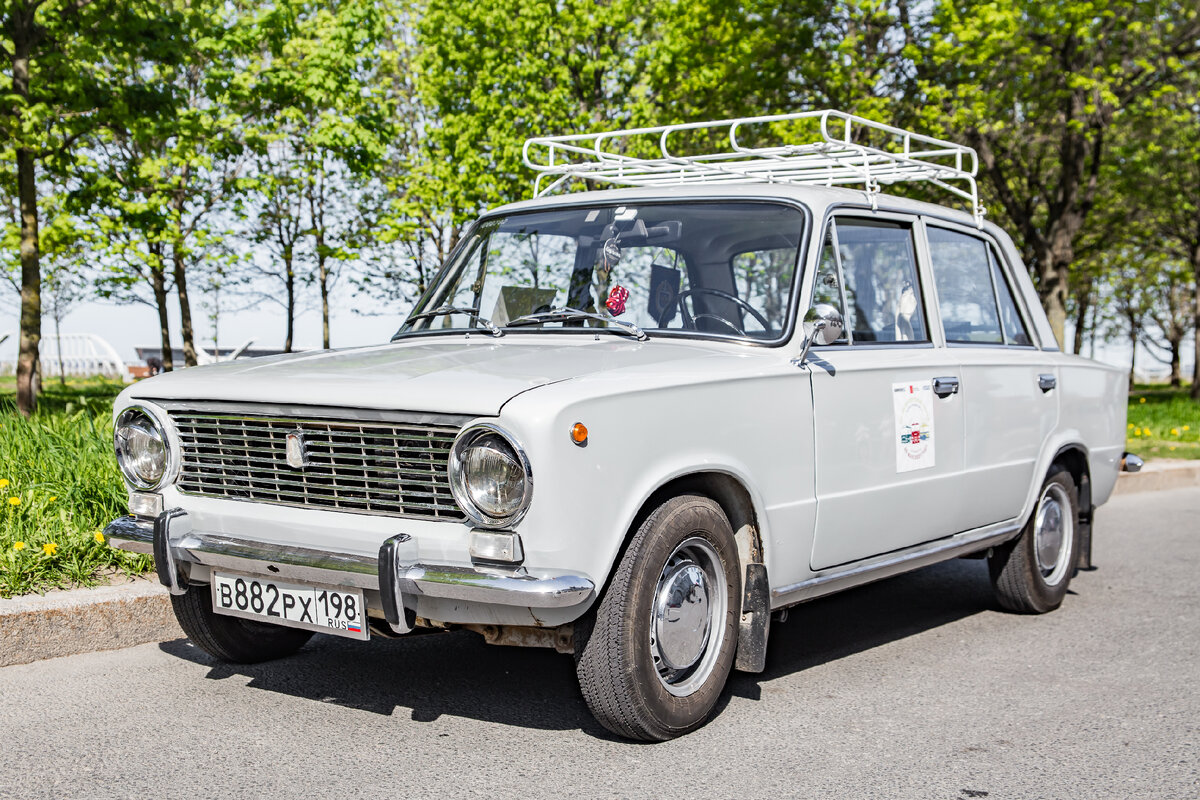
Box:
[523,110,985,227]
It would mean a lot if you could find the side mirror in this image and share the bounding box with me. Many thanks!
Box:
[792,304,845,367]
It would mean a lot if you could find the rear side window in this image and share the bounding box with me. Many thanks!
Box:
[988,246,1033,346]
[927,227,1003,344]
[833,218,928,344]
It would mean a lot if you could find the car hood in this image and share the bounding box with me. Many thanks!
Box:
[124,336,749,417]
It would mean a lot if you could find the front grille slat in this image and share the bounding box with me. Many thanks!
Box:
[171,411,464,521]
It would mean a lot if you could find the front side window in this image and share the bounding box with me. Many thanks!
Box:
[398,202,806,342]
[832,218,928,344]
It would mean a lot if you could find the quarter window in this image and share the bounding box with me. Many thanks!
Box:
[927,227,1003,344]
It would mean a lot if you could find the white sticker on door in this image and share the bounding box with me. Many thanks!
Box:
[893,381,935,472]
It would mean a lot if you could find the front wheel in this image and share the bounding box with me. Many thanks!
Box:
[574,494,741,741]
[170,583,313,663]
[989,466,1079,613]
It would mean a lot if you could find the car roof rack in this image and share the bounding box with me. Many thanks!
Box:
[523,110,984,226]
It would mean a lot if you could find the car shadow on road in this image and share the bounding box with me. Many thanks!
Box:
[159,556,1000,739]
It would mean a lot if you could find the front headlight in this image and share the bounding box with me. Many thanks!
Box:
[449,424,533,528]
[114,407,170,490]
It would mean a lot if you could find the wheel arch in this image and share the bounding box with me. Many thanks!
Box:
[615,470,771,673]
[1048,443,1094,569]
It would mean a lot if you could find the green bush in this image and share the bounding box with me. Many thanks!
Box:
[0,378,152,597]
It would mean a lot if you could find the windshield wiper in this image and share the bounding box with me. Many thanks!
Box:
[507,307,648,341]
[401,306,503,338]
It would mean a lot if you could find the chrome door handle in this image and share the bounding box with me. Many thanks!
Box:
[932,376,960,397]
[1038,374,1056,392]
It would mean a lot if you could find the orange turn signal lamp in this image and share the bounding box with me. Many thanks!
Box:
[570,422,588,446]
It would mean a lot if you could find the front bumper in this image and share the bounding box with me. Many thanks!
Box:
[105,513,595,630]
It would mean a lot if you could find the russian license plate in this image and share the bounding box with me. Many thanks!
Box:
[211,571,369,641]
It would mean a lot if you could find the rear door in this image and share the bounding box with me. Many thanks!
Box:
[924,222,1058,525]
[807,214,970,570]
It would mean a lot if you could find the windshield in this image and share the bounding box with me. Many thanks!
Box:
[396,202,806,342]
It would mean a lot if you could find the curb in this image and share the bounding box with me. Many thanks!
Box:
[1,462,1197,668]
[0,579,180,668]
[1112,460,1200,495]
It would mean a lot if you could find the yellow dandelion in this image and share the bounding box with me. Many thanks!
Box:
[0,479,8,489]
[93,532,105,544]
[48,496,57,503]
[1184,425,1191,432]
[7,497,19,506]
[1144,428,1153,437]
[1134,428,1142,436]
[1170,446,1177,451]
[1171,428,1180,436]
[42,542,58,556]
[12,541,26,551]
[1127,423,1134,430]
[1139,397,1147,403]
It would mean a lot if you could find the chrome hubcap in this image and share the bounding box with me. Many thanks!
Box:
[650,537,727,696]
[1034,483,1073,586]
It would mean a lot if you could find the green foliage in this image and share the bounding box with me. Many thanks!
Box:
[0,378,152,598]
[1127,386,1200,460]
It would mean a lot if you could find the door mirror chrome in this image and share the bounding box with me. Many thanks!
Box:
[792,304,845,367]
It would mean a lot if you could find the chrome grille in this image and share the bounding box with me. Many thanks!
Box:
[171,413,463,520]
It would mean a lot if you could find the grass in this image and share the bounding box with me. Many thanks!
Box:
[0,374,1196,598]
[1126,384,1200,461]
[0,376,152,598]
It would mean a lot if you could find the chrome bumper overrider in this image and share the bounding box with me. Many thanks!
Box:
[104,514,595,619]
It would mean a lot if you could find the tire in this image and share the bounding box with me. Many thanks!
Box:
[575,494,741,741]
[988,466,1079,613]
[170,583,313,664]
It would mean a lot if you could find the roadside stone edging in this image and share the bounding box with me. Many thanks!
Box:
[0,579,179,668]
[1113,459,1200,495]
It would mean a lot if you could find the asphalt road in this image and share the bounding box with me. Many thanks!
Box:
[2,488,1197,800]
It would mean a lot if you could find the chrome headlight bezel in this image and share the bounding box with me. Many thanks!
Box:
[448,423,533,529]
[114,405,173,491]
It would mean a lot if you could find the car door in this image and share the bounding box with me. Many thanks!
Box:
[807,214,970,570]
[924,222,1058,526]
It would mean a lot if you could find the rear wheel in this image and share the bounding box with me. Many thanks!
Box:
[989,466,1079,613]
[575,494,741,741]
[171,583,313,663]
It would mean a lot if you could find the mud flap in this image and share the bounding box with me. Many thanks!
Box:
[735,562,770,673]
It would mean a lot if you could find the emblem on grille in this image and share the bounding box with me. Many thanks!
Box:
[285,430,310,469]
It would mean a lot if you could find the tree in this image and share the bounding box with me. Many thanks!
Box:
[922,0,1200,346]
[1,0,177,413]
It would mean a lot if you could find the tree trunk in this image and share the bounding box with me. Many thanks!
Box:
[13,18,40,416]
[284,246,295,353]
[1034,240,1071,349]
[15,145,41,415]
[150,254,174,372]
[319,255,330,349]
[1169,336,1181,388]
[172,246,198,366]
[1128,321,1138,392]
[1072,279,1092,356]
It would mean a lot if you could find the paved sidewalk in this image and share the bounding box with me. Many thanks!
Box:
[2,461,1196,668]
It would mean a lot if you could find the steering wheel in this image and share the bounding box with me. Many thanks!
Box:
[676,288,771,335]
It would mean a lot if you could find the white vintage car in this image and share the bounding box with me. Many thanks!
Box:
[106,112,1135,741]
